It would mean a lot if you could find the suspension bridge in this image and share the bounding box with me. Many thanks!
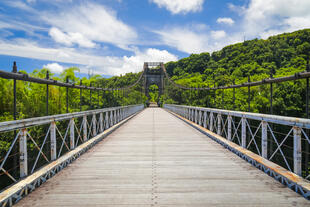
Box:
[0,62,310,206]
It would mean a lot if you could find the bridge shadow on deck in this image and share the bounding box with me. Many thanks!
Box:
[16,108,309,206]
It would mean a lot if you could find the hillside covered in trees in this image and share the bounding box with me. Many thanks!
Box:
[1,29,310,122]
[163,29,310,117]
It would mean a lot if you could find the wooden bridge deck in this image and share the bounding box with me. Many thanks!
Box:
[16,108,309,206]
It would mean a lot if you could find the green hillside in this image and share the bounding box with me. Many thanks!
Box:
[163,29,310,117]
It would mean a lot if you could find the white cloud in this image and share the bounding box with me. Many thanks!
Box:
[0,39,177,75]
[117,48,178,75]
[217,17,235,25]
[49,27,96,48]
[155,27,209,53]
[150,0,204,14]
[3,1,36,12]
[238,0,310,38]
[155,25,240,54]
[211,30,226,40]
[228,3,246,15]
[43,3,137,50]
[43,63,64,73]
[48,27,72,46]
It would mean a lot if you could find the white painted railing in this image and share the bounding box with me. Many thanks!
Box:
[164,104,310,179]
[0,104,144,191]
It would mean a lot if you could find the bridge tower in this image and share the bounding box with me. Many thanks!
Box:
[143,62,165,101]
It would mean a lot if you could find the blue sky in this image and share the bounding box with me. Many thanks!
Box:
[0,0,310,76]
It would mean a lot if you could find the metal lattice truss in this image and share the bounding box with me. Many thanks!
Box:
[164,104,310,199]
[0,105,144,189]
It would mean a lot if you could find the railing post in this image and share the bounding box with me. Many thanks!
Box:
[70,118,75,149]
[217,114,221,135]
[90,83,92,109]
[83,115,87,141]
[66,77,69,113]
[248,76,251,112]
[186,108,189,119]
[293,126,302,176]
[198,110,202,126]
[195,109,198,123]
[13,62,17,120]
[50,122,57,161]
[99,113,104,132]
[210,112,214,132]
[203,111,207,128]
[190,109,192,121]
[80,80,82,112]
[261,121,268,159]
[46,71,49,116]
[92,114,97,136]
[228,115,232,141]
[241,117,246,148]
[19,129,28,178]
[105,112,109,129]
[117,109,120,123]
[110,111,113,126]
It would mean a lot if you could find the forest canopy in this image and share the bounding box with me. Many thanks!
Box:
[162,29,310,117]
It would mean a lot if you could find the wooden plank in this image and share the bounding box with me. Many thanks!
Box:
[0,110,140,205]
[15,108,309,206]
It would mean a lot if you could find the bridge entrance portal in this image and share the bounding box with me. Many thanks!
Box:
[143,62,164,102]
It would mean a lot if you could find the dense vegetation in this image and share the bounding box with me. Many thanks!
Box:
[1,29,309,121]
[0,29,310,185]
[0,68,145,122]
[163,29,310,118]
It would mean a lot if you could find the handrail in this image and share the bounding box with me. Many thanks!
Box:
[166,104,310,128]
[0,69,144,91]
[0,105,142,132]
[0,104,144,194]
[164,104,310,178]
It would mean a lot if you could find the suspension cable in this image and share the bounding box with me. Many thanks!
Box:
[0,68,144,91]
[161,63,310,91]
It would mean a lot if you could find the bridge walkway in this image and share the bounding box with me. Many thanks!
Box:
[16,108,309,206]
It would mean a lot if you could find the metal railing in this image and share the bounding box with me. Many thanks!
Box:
[0,104,144,192]
[164,104,310,179]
